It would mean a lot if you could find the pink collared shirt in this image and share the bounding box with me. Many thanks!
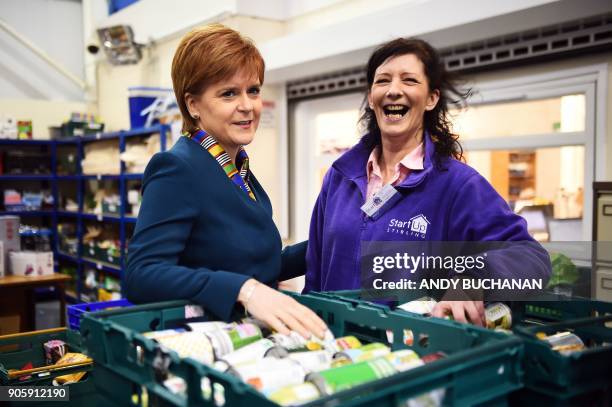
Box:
[366,143,425,201]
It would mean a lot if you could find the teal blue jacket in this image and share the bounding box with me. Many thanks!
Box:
[125,136,305,321]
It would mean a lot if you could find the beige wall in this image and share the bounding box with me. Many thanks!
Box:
[464,52,612,180]
[0,99,89,139]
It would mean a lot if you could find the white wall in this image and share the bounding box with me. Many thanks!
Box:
[0,0,89,139]
[0,0,84,101]
[0,99,87,139]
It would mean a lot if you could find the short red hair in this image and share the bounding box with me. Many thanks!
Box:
[171,24,265,133]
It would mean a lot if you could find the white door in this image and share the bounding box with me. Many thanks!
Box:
[292,92,362,241]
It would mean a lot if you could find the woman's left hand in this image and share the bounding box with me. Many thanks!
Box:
[431,301,485,327]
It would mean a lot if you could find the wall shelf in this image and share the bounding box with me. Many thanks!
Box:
[0,124,171,302]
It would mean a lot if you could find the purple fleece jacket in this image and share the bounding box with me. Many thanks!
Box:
[304,133,551,293]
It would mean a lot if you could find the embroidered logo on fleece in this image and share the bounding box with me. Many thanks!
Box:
[387,214,430,239]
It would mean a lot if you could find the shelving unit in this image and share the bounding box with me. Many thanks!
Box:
[0,124,171,303]
[508,151,536,204]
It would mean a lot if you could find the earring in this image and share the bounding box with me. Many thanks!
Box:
[191,113,200,120]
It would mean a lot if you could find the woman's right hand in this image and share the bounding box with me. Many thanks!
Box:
[238,279,328,339]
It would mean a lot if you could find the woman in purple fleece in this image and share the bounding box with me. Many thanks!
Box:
[304,38,551,325]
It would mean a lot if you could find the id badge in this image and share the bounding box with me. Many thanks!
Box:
[360,184,401,220]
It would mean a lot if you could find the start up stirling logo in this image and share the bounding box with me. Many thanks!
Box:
[387,214,430,239]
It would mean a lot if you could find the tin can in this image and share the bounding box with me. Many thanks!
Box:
[385,329,415,346]
[485,303,512,330]
[288,350,334,372]
[385,349,423,371]
[269,331,314,351]
[325,335,362,353]
[163,376,186,395]
[143,328,187,339]
[147,331,215,365]
[420,351,447,364]
[267,382,322,406]
[231,358,307,393]
[539,331,585,355]
[221,338,287,366]
[334,342,391,364]
[206,323,262,358]
[310,357,396,393]
[186,321,232,334]
[397,296,438,315]
[270,329,336,352]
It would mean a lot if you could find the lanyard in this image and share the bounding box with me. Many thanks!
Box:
[186,129,256,201]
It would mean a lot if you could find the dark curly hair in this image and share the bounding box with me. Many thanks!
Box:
[359,38,470,162]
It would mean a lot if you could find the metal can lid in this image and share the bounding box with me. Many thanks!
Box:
[305,372,330,397]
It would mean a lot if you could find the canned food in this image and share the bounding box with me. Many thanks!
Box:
[267,382,322,406]
[186,321,232,333]
[270,331,316,351]
[221,338,287,366]
[206,323,262,358]
[420,351,447,364]
[309,357,396,393]
[386,329,415,346]
[146,331,215,365]
[326,336,362,353]
[231,358,307,393]
[539,331,585,355]
[397,297,438,315]
[270,329,336,352]
[485,303,512,330]
[334,342,390,364]
[163,376,186,395]
[385,349,423,371]
[287,350,334,372]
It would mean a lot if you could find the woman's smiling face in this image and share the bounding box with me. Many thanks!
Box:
[187,69,262,157]
[368,53,439,141]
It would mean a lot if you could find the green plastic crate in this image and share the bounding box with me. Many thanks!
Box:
[0,327,98,407]
[318,289,612,405]
[79,292,523,406]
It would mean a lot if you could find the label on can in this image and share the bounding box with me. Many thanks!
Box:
[288,350,333,372]
[268,382,321,406]
[235,358,306,392]
[327,336,362,353]
[186,321,231,333]
[485,303,512,330]
[336,343,390,363]
[206,329,234,358]
[397,297,438,315]
[226,323,262,350]
[152,331,215,365]
[221,338,275,366]
[269,331,308,351]
[385,329,414,346]
[385,349,424,372]
[540,331,585,355]
[318,357,396,392]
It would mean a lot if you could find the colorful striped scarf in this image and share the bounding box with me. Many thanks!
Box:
[186,129,256,201]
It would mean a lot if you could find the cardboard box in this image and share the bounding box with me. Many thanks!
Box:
[9,251,54,276]
[0,216,20,274]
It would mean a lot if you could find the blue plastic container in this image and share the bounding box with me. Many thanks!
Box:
[128,87,173,129]
[108,0,139,14]
[68,299,132,331]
